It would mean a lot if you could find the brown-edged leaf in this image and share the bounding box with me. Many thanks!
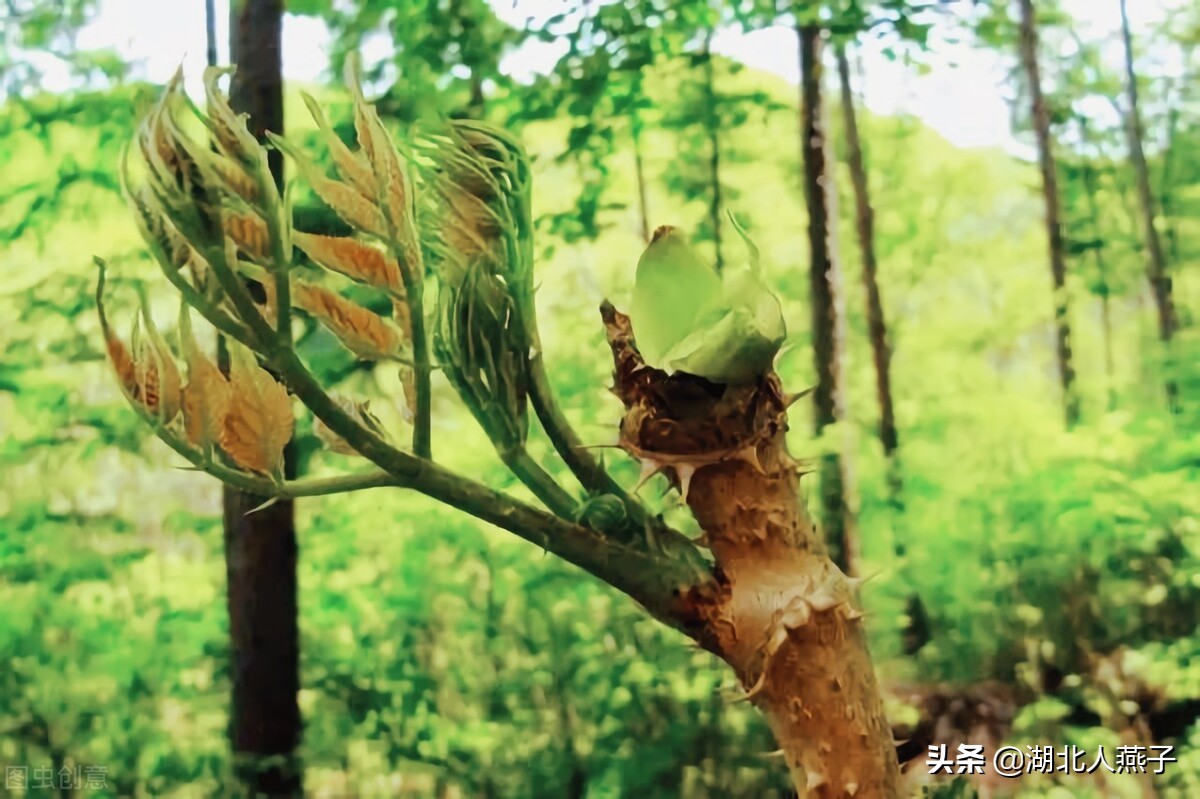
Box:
[132,306,182,423]
[179,304,230,449]
[219,343,293,475]
[225,212,271,263]
[301,91,376,198]
[293,281,404,360]
[293,231,402,292]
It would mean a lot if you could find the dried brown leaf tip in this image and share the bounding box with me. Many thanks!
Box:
[293,281,406,361]
[218,342,293,476]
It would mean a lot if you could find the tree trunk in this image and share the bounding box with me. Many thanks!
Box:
[1118,0,1179,412]
[702,29,724,272]
[1159,100,1181,265]
[1015,0,1080,427]
[1119,0,1177,344]
[603,303,901,798]
[1076,118,1117,410]
[834,42,901,504]
[798,24,857,574]
[632,120,651,243]
[224,2,303,796]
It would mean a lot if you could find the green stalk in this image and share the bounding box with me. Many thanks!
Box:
[401,273,432,460]
[499,447,579,520]
[527,343,648,529]
[265,346,713,628]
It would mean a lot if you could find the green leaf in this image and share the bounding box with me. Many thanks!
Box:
[663,266,786,385]
[630,226,721,365]
[630,225,784,385]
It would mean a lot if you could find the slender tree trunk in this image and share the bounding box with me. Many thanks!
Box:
[1118,0,1179,413]
[701,30,724,272]
[798,24,857,574]
[1119,0,1177,344]
[603,304,901,798]
[632,120,651,243]
[1159,101,1181,265]
[834,42,901,504]
[224,2,303,796]
[1077,118,1118,409]
[1016,0,1080,428]
[205,0,218,68]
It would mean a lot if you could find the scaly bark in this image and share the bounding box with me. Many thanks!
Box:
[1016,0,1080,427]
[603,301,900,798]
[798,24,857,573]
[224,2,303,795]
[834,42,901,503]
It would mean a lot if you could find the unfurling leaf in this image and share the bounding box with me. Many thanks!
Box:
[292,281,405,360]
[314,395,389,456]
[219,343,293,475]
[179,304,230,449]
[96,260,140,399]
[301,91,376,198]
[132,303,182,423]
[104,329,139,400]
[268,132,388,238]
[294,231,402,292]
[397,365,417,423]
[201,67,267,166]
[311,174,389,238]
[631,225,722,366]
[206,153,260,205]
[631,224,785,385]
[344,56,424,285]
[225,213,271,263]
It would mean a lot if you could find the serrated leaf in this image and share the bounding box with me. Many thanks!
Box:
[312,174,389,238]
[301,91,376,198]
[96,260,140,399]
[202,66,266,165]
[225,212,271,262]
[134,303,182,422]
[219,343,293,475]
[345,58,423,281]
[293,281,405,360]
[269,132,388,238]
[179,304,230,449]
[293,231,402,292]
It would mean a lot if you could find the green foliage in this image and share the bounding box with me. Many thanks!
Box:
[3,1,1200,794]
[631,223,785,383]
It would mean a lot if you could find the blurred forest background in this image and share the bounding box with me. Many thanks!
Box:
[1,0,1199,796]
